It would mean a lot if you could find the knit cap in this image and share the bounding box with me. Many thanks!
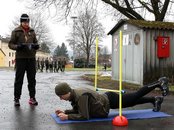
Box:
[20,14,30,23]
[55,82,72,96]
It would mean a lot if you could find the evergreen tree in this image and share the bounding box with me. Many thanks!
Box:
[54,45,61,56]
[54,43,69,58]
[40,43,50,53]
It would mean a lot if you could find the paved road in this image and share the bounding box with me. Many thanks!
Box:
[0,69,173,130]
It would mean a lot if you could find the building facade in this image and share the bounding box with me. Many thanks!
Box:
[108,19,174,85]
[0,38,51,67]
[0,39,16,67]
[36,50,51,60]
[0,49,6,67]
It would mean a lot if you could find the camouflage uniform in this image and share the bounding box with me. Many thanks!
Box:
[9,25,38,100]
[64,88,110,120]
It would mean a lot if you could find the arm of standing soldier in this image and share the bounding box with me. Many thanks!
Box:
[8,31,26,50]
[31,43,40,50]
[65,95,90,120]
[8,31,18,50]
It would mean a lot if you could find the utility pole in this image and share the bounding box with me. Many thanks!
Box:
[71,16,77,68]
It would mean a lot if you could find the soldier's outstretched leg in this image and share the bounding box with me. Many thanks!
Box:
[158,77,169,96]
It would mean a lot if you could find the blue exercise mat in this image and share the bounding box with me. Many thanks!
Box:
[51,109,172,124]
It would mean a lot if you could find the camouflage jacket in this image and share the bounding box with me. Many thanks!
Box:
[8,25,38,58]
[65,88,110,120]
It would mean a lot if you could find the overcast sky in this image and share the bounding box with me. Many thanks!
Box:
[0,0,25,36]
[0,0,116,53]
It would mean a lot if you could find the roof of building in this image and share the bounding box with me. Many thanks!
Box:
[108,19,174,35]
[0,49,6,56]
[0,37,10,43]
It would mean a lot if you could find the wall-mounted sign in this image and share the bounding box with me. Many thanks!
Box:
[114,36,118,52]
[134,33,140,45]
[124,24,127,30]
[157,36,170,58]
[123,34,129,46]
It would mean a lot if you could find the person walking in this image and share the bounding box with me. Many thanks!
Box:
[61,58,66,72]
[53,59,58,72]
[54,77,169,120]
[49,58,53,72]
[45,57,49,72]
[40,58,45,72]
[36,57,40,72]
[8,14,39,106]
[57,58,62,72]
[103,63,107,71]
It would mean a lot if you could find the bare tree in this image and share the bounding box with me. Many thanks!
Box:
[9,12,54,50]
[67,8,105,66]
[101,0,170,21]
[28,0,174,21]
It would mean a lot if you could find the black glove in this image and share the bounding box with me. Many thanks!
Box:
[31,44,40,50]
[16,44,26,50]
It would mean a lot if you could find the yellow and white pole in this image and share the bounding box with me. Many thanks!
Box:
[112,30,128,126]
[94,36,99,91]
[119,30,123,117]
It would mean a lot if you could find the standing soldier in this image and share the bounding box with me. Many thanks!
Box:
[8,14,39,106]
[36,57,40,72]
[62,58,66,72]
[45,57,49,72]
[49,58,53,72]
[40,58,45,72]
[53,59,58,72]
[57,58,62,72]
[103,63,107,71]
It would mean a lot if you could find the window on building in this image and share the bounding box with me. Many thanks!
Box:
[9,52,11,57]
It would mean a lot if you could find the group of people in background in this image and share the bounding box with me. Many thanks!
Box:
[36,57,67,73]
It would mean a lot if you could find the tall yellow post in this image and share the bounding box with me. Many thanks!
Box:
[112,30,128,126]
[94,36,98,90]
[119,31,123,117]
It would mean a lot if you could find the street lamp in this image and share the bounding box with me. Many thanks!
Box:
[71,16,77,68]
